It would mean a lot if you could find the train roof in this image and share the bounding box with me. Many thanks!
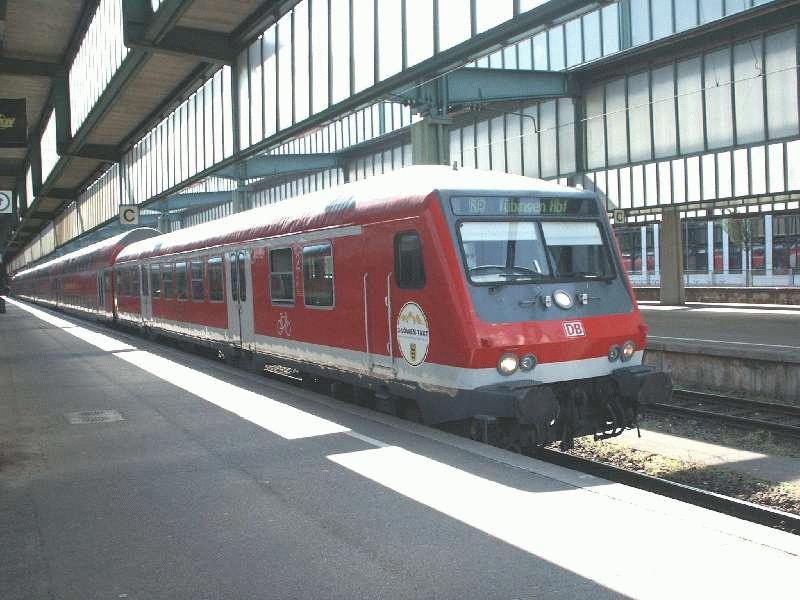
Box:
[12,228,160,279]
[116,166,592,262]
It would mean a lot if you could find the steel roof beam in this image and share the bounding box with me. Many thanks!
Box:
[128,27,235,65]
[216,153,340,180]
[392,68,577,114]
[144,190,234,213]
[0,57,59,78]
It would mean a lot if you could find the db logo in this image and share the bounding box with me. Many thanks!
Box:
[563,321,586,338]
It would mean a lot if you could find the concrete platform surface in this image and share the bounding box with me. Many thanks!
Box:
[2,297,799,600]
[640,302,800,362]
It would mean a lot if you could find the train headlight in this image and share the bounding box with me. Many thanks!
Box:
[497,353,519,376]
[519,354,537,372]
[553,289,573,309]
[608,345,621,362]
[621,340,636,362]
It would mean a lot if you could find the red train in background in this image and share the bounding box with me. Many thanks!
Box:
[10,166,671,450]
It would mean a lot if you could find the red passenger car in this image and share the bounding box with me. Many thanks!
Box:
[10,228,159,320]
[13,167,671,449]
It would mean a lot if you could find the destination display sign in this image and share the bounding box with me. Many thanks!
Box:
[450,196,597,217]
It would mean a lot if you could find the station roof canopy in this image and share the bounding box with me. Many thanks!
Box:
[0,0,292,258]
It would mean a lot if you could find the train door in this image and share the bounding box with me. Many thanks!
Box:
[226,249,255,350]
[140,264,152,323]
[362,223,397,378]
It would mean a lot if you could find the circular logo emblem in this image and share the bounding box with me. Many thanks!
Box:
[396,302,429,367]
[0,191,11,213]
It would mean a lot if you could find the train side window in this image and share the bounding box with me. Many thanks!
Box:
[175,262,188,301]
[191,259,205,301]
[208,256,224,302]
[150,264,162,298]
[302,242,334,307]
[229,253,239,302]
[130,266,140,297]
[141,265,149,296]
[238,252,247,302]
[163,264,174,299]
[269,248,294,304]
[395,231,426,289]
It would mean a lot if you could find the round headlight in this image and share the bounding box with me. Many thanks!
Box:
[608,345,621,362]
[519,354,537,372]
[553,289,573,309]
[621,340,636,362]
[497,353,519,376]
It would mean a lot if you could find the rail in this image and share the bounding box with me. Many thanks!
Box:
[643,389,800,438]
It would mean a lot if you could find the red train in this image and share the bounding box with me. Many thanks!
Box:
[10,166,671,449]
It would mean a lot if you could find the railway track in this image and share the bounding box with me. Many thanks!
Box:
[643,389,800,437]
[532,447,800,534]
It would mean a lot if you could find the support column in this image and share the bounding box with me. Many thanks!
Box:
[640,225,647,277]
[659,208,685,305]
[707,221,714,274]
[232,186,251,213]
[722,226,729,275]
[653,223,660,284]
[764,214,773,277]
[157,210,170,234]
[410,116,451,166]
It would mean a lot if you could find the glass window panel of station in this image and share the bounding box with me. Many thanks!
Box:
[521,106,539,177]
[630,0,651,47]
[704,47,733,149]
[651,0,674,40]
[490,116,506,173]
[311,0,329,113]
[765,29,799,139]
[204,80,214,170]
[724,0,749,15]
[278,13,294,130]
[677,56,704,154]
[733,38,765,144]
[517,38,533,69]
[750,145,766,195]
[450,127,464,166]
[222,66,234,158]
[583,10,601,63]
[519,0,548,11]
[674,0,698,32]
[352,0,374,93]
[406,0,434,67]
[539,100,558,178]
[262,28,278,138]
[602,4,620,56]
[652,64,677,158]
[330,0,351,103]
[533,32,548,69]
[461,124,476,169]
[565,18,583,68]
[548,26,565,71]
[437,0,470,51]
[586,85,605,169]
[717,151,733,198]
[699,0,723,24]
[213,72,225,164]
[768,143,785,192]
[476,120,491,170]
[506,113,523,175]
[558,99,575,175]
[379,0,403,78]
[605,78,628,166]
[475,0,513,34]
[248,37,264,144]
[627,72,652,162]
[294,1,311,123]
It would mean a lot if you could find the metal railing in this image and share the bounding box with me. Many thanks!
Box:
[628,268,800,288]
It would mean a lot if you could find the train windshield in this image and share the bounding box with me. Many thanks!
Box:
[458,221,614,285]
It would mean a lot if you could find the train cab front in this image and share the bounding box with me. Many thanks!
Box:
[439,190,673,449]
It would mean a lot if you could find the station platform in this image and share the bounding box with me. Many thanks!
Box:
[640,301,800,362]
[639,302,800,403]
[2,297,799,599]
